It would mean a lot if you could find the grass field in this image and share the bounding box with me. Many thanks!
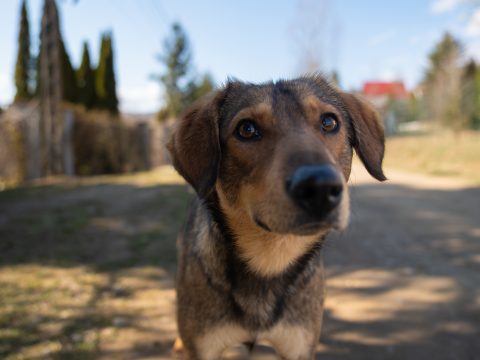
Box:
[384,131,480,184]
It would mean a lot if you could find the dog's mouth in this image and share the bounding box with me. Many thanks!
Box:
[291,221,331,235]
[253,213,336,236]
[254,216,272,232]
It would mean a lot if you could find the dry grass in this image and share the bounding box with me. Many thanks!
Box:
[384,131,480,184]
[0,167,190,360]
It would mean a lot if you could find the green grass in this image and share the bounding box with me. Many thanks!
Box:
[384,131,480,184]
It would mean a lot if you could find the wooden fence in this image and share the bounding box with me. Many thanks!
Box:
[0,104,172,187]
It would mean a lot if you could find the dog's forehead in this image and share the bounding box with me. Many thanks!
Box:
[219,77,343,125]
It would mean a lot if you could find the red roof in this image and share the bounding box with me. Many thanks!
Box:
[363,81,409,98]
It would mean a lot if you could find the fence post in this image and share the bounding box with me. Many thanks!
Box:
[63,111,75,176]
[23,102,42,180]
[137,122,151,170]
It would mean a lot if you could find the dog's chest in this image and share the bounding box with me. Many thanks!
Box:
[195,321,315,359]
[227,256,321,329]
[230,279,285,328]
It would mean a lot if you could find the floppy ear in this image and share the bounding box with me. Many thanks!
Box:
[340,93,387,181]
[167,91,224,197]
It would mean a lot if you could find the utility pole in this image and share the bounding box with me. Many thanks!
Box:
[39,0,63,175]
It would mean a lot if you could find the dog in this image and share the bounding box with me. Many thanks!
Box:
[167,75,386,360]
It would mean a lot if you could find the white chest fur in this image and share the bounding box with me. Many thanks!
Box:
[195,322,315,359]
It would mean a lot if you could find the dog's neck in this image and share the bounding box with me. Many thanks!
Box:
[197,192,325,329]
[207,190,325,278]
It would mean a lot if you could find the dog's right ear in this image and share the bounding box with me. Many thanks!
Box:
[167,90,225,197]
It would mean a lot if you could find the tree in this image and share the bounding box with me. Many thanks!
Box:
[77,42,96,109]
[95,33,119,114]
[35,0,77,103]
[291,0,340,75]
[473,67,480,128]
[155,23,216,121]
[330,70,340,87]
[184,73,215,106]
[461,60,480,129]
[60,39,78,103]
[155,22,193,121]
[14,0,33,102]
[423,33,464,130]
[35,41,42,97]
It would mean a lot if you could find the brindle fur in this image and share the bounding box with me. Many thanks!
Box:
[168,75,386,360]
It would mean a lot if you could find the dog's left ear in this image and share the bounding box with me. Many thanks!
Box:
[340,93,387,181]
[167,90,225,197]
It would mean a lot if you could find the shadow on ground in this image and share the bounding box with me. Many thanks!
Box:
[318,183,480,360]
[0,173,479,359]
[0,178,191,359]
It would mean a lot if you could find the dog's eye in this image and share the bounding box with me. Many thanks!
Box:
[321,113,339,133]
[235,119,261,141]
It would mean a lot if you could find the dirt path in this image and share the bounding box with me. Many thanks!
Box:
[317,165,480,360]
[1,165,479,359]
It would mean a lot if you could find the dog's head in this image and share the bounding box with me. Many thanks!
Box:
[168,75,385,237]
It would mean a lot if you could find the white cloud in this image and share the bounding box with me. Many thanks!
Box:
[118,83,162,114]
[430,0,464,13]
[368,30,396,46]
[465,8,480,36]
[465,40,480,61]
[376,69,401,82]
[0,72,14,107]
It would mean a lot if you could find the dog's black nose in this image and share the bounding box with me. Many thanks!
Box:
[286,165,343,218]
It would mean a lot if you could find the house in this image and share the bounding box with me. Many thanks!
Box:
[362,81,409,135]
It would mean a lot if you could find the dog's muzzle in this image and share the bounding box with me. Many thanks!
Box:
[286,164,343,221]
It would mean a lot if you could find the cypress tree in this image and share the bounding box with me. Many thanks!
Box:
[60,39,78,103]
[35,42,42,97]
[95,35,107,109]
[36,0,77,103]
[77,42,96,109]
[14,0,33,102]
[95,33,118,114]
[104,35,119,113]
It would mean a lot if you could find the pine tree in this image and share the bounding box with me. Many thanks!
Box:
[462,60,480,129]
[95,33,118,113]
[155,22,216,121]
[77,42,96,109]
[14,0,33,102]
[462,60,476,128]
[156,22,193,121]
[330,70,340,87]
[474,67,480,129]
[184,73,215,106]
[423,33,464,129]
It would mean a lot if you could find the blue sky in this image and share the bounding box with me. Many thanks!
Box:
[1,0,480,113]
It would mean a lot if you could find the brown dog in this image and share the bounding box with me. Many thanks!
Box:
[167,75,386,359]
